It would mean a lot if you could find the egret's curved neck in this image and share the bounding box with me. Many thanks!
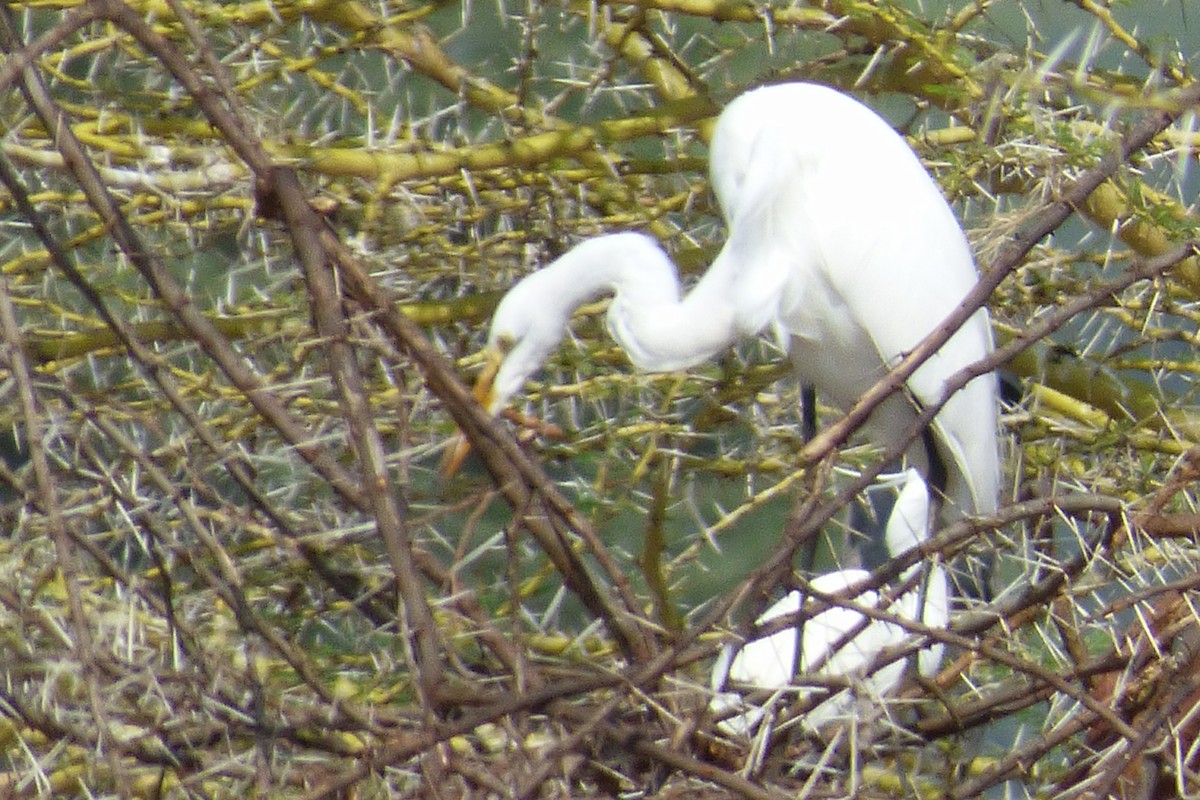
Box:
[486,232,745,415]
[597,235,739,373]
[536,233,740,374]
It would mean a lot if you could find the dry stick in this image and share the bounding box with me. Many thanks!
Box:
[0,683,195,773]
[327,237,652,659]
[698,241,1192,718]
[2,0,447,703]
[931,661,1130,793]
[1125,447,1200,543]
[1081,663,1191,800]
[968,601,1199,800]
[551,698,794,800]
[300,671,630,800]
[924,678,1059,736]
[191,0,442,711]
[503,493,537,696]
[94,0,653,663]
[921,584,1149,744]
[0,280,132,797]
[0,23,410,636]
[512,692,628,800]
[0,1,99,95]
[0,17,517,688]
[270,166,450,709]
[1094,569,1200,622]
[954,707,1107,799]
[625,736,788,800]
[925,572,1106,729]
[1058,590,1200,800]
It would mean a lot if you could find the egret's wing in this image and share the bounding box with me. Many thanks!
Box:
[781,90,1000,516]
[727,590,801,689]
[708,83,1000,515]
[801,570,881,676]
[824,145,998,515]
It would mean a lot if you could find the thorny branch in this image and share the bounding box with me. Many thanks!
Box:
[0,1,1198,799]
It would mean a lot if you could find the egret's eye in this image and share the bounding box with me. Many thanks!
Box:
[494,333,516,356]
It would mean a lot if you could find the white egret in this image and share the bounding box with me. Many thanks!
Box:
[445,81,999,525]
[709,468,948,736]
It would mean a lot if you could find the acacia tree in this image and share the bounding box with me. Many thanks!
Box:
[0,1,1197,798]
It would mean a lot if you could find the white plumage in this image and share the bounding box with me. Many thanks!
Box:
[449,82,999,524]
[710,469,947,735]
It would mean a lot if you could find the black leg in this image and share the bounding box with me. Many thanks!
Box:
[921,425,949,519]
[801,383,817,443]
[799,383,820,574]
[921,425,994,603]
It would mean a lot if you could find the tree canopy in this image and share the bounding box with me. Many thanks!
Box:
[0,1,1198,798]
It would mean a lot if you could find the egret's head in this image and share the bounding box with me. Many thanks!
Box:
[440,270,570,477]
[480,270,573,414]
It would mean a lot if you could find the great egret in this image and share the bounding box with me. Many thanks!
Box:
[709,468,948,736]
[444,81,999,524]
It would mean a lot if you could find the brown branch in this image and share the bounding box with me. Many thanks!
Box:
[86,0,654,664]
[1136,512,1200,538]
[0,2,369,519]
[325,233,654,660]
[269,163,448,709]
[0,12,397,633]
[0,284,135,797]
[802,66,1200,474]
[606,725,791,800]
[0,0,100,98]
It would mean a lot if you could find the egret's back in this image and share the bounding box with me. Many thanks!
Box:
[708,83,999,518]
